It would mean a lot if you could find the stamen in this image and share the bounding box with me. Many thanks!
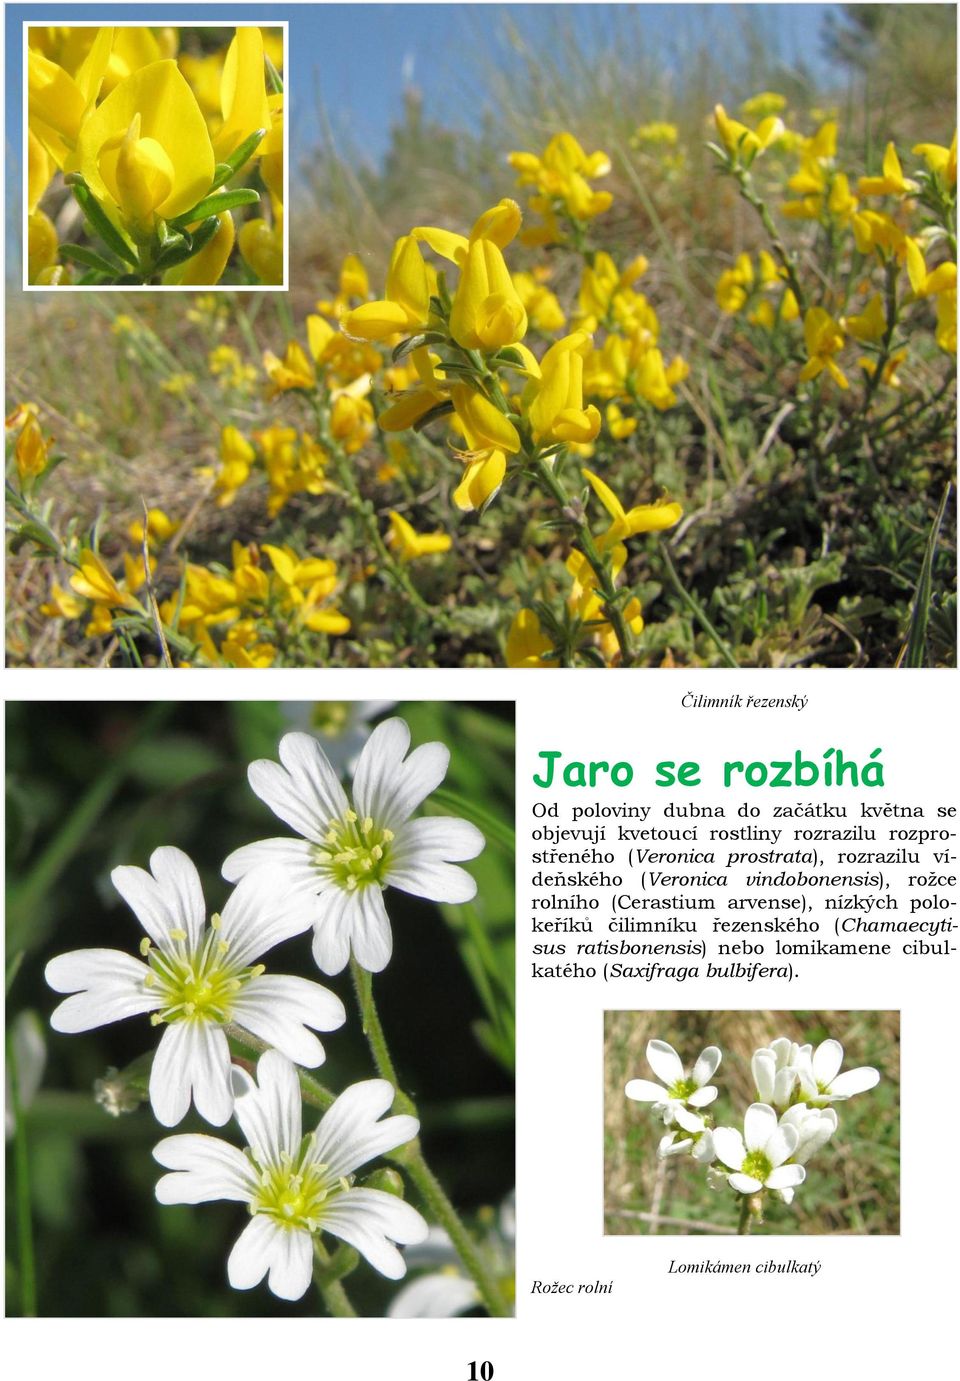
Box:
[169,928,188,942]
[139,937,152,956]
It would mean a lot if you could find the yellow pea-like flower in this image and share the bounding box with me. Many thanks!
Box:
[343,235,431,341]
[799,307,848,389]
[239,217,283,284]
[449,239,528,351]
[525,332,601,444]
[69,550,141,609]
[386,511,452,562]
[78,60,215,231]
[582,469,683,546]
[215,27,272,161]
[505,609,556,668]
[858,142,919,198]
[13,414,50,481]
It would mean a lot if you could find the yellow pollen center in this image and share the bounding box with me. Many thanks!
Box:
[313,812,394,890]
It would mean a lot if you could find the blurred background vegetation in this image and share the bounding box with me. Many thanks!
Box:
[5,700,515,1315]
[6,3,956,667]
[604,1009,899,1235]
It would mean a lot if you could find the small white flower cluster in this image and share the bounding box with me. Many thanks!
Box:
[44,718,485,1302]
[626,1033,881,1217]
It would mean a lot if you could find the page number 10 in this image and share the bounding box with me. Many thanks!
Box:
[468,1364,494,1380]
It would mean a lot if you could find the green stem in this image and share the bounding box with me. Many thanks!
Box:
[347,966,510,1317]
[349,959,399,1086]
[660,545,739,667]
[312,1240,358,1316]
[735,168,807,315]
[531,452,636,666]
[737,1195,752,1235]
[8,1033,37,1315]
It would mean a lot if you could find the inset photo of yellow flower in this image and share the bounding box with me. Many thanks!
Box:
[25,22,286,288]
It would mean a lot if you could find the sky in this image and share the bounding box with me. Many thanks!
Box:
[6,2,845,268]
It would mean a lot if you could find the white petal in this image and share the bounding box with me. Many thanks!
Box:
[829,1066,880,1098]
[773,1067,798,1107]
[266,1224,314,1302]
[309,1078,419,1179]
[45,949,159,1032]
[351,887,393,972]
[219,867,314,967]
[765,1124,799,1168]
[765,1164,806,1190]
[227,1214,278,1292]
[222,837,318,886]
[230,974,346,1068]
[711,1127,746,1171]
[645,1040,684,1086]
[691,1046,721,1086]
[752,1050,776,1103]
[352,719,449,830]
[687,1086,717,1108]
[149,1024,194,1127]
[310,888,361,976]
[232,1049,302,1167]
[812,1039,844,1087]
[388,1272,479,1318]
[187,1024,234,1126]
[153,1133,256,1203]
[392,816,485,864]
[384,856,478,905]
[728,1172,763,1194]
[743,1102,778,1152]
[692,1130,715,1164]
[624,1079,667,1103]
[247,733,349,845]
[673,1105,705,1134]
[111,847,205,950]
[320,1187,428,1279]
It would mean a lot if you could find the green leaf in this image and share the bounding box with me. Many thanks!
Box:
[904,482,951,668]
[169,187,260,226]
[58,243,124,277]
[264,54,284,95]
[69,180,138,267]
[221,128,268,176]
[154,216,220,270]
[208,161,235,191]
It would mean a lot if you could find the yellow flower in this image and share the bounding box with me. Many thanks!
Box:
[437,202,527,351]
[209,425,255,505]
[525,332,601,444]
[220,621,277,668]
[858,142,919,198]
[262,339,315,394]
[715,253,754,313]
[386,511,452,562]
[69,549,141,609]
[160,371,196,396]
[913,131,957,185]
[27,210,59,284]
[633,349,688,411]
[13,414,50,482]
[77,61,215,234]
[605,403,636,440]
[512,272,566,333]
[330,390,374,454]
[453,450,508,514]
[342,235,431,342]
[633,121,679,145]
[714,104,784,161]
[799,307,848,389]
[582,469,683,546]
[858,350,907,388]
[40,582,85,620]
[505,609,556,668]
[935,288,957,353]
[127,508,178,547]
[740,92,787,120]
[213,27,272,162]
[509,132,612,225]
[843,294,887,344]
[239,217,284,285]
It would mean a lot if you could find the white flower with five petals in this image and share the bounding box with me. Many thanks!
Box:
[153,1051,428,1301]
[794,1039,880,1106]
[712,1102,806,1196]
[773,1105,838,1203]
[222,720,485,975]
[45,847,345,1126]
[625,1039,722,1129]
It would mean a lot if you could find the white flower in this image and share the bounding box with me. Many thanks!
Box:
[388,1193,515,1318]
[625,1039,722,1126]
[751,1037,809,1110]
[795,1039,880,1106]
[45,847,346,1127]
[712,1103,806,1196]
[280,701,395,774]
[222,719,485,975]
[154,1051,428,1302]
[657,1125,715,1162]
[773,1105,838,1203]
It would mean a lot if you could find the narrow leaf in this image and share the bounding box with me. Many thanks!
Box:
[70,181,138,266]
[169,188,259,225]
